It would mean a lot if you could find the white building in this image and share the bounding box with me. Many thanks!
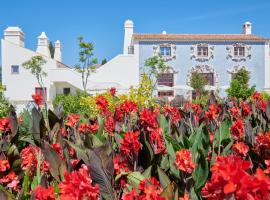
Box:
[1,23,139,110]
[1,20,270,111]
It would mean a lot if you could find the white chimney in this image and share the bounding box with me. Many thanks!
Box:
[123,19,134,55]
[4,27,25,47]
[243,22,252,35]
[36,32,50,57]
[54,40,62,62]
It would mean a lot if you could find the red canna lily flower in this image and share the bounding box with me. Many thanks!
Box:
[78,122,99,134]
[34,185,56,200]
[179,193,189,200]
[205,104,220,121]
[174,148,195,174]
[59,165,99,200]
[65,113,80,127]
[109,87,116,96]
[230,119,244,140]
[0,117,11,132]
[0,159,10,172]
[96,95,109,114]
[229,106,241,119]
[32,93,43,106]
[120,132,141,158]
[232,142,249,156]
[0,171,19,191]
[164,106,181,124]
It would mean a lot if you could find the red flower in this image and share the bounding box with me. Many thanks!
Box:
[59,165,99,200]
[109,87,116,96]
[140,108,159,130]
[21,145,38,174]
[229,106,241,119]
[34,186,56,200]
[122,189,139,200]
[174,148,195,173]
[32,93,43,106]
[51,143,64,159]
[0,159,10,172]
[205,104,220,121]
[96,95,109,114]
[138,177,167,200]
[240,102,251,117]
[232,142,249,156]
[113,155,129,175]
[164,106,181,124]
[264,160,270,174]
[78,122,99,134]
[0,171,19,191]
[120,132,141,158]
[0,117,11,132]
[230,119,244,140]
[116,100,138,121]
[65,113,80,127]
[105,116,115,136]
[179,193,189,200]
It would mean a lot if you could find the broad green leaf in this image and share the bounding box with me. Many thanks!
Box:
[0,185,15,200]
[157,166,170,189]
[127,171,146,189]
[193,152,209,190]
[142,165,152,178]
[160,183,175,200]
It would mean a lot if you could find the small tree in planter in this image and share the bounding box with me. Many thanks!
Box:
[75,36,98,92]
[144,55,169,94]
[190,72,207,99]
[22,55,47,107]
[226,68,255,100]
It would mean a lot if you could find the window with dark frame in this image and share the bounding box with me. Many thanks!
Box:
[157,73,174,87]
[11,65,19,74]
[160,46,171,56]
[63,88,71,95]
[197,46,208,57]
[234,46,245,57]
[35,87,47,101]
[158,91,174,97]
[193,72,214,86]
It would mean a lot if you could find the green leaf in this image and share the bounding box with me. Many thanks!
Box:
[160,183,175,200]
[191,187,199,200]
[142,165,152,178]
[127,171,146,189]
[157,166,170,189]
[193,152,209,190]
[65,140,88,164]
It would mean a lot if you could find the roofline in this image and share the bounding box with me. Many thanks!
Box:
[132,33,270,42]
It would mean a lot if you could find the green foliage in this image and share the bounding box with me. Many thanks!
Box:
[261,91,270,101]
[49,42,55,59]
[101,58,107,65]
[0,86,10,118]
[144,55,169,90]
[22,55,47,87]
[53,91,90,117]
[226,68,255,100]
[75,36,98,91]
[190,72,207,94]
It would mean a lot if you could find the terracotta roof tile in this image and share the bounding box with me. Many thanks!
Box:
[132,33,269,42]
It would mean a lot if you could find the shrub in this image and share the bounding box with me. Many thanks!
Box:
[53,91,90,117]
[0,85,10,117]
[226,68,255,100]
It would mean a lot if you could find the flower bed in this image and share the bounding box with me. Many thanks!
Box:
[0,90,270,200]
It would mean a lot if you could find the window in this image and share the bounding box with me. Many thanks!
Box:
[63,88,71,95]
[158,91,174,97]
[157,73,174,87]
[11,65,19,74]
[234,46,245,57]
[160,46,171,56]
[197,46,208,57]
[35,87,47,101]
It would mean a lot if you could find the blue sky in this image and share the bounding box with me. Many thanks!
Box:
[1,0,270,66]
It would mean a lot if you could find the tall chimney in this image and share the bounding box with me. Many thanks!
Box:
[54,40,62,62]
[123,19,134,55]
[243,22,252,35]
[36,32,50,57]
[4,27,25,47]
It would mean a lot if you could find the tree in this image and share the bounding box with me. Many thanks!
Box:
[75,36,98,92]
[22,55,47,106]
[49,42,55,59]
[226,68,255,100]
[190,72,207,98]
[101,58,107,65]
[144,55,169,93]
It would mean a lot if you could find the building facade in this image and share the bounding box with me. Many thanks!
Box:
[126,21,270,98]
[1,20,270,111]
